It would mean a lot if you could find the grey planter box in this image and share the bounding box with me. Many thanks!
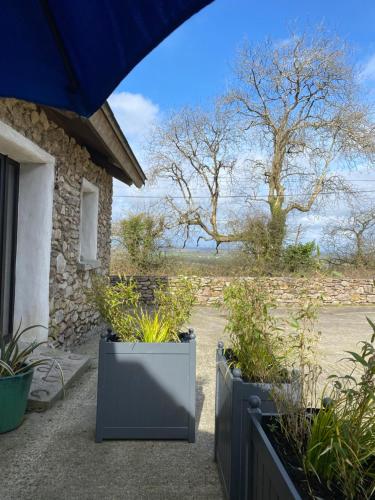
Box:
[245,397,301,500]
[215,342,297,499]
[96,336,196,442]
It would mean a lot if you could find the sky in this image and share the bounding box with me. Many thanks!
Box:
[109,0,375,248]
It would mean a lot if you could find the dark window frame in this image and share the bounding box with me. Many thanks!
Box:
[0,154,19,343]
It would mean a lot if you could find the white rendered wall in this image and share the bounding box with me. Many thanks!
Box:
[0,120,55,342]
[14,163,54,341]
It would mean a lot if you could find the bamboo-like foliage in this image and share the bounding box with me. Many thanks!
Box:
[223,280,286,382]
[88,277,140,341]
[272,297,322,458]
[88,276,197,342]
[272,310,375,498]
[154,277,197,334]
[304,318,375,499]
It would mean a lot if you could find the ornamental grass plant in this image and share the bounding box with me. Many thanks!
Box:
[223,279,287,382]
[89,276,197,342]
[134,310,174,343]
[270,314,375,499]
[304,318,375,499]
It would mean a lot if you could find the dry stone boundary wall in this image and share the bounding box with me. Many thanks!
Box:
[111,275,375,306]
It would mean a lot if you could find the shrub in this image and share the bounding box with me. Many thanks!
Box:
[282,241,319,273]
[273,297,322,457]
[115,213,166,272]
[271,309,375,499]
[223,280,285,382]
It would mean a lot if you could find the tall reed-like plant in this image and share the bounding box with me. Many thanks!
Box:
[304,318,375,499]
[271,310,375,499]
[154,277,197,334]
[88,276,140,341]
[223,280,285,382]
[273,297,322,457]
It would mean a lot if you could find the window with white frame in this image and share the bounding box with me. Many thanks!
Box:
[79,178,99,263]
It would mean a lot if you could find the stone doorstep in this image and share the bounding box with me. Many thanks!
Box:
[27,348,90,410]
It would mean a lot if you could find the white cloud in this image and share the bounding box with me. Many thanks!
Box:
[108,91,160,145]
[358,53,375,83]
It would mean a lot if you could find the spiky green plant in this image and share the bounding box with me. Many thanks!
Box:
[0,323,53,377]
[135,311,174,343]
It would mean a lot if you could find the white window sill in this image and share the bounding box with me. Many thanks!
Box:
[78,260,100,271]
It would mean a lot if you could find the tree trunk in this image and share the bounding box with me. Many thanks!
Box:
[268,202,287,262]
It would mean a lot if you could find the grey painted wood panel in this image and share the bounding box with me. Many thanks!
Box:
[96,338,196,442]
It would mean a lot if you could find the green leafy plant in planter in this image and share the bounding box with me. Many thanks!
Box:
[215,280,313,498]
[304,318,375,499]
[0,323,63,433]
[89,275,197,342]
[223,279,286,382]
[274,297,323,458]
[154,277,197,335]
[134,311,174,343]
[88,276,140,341]
[0,324,52,376]
[269,317,375,499]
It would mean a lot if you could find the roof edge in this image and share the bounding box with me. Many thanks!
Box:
[89,103,146,188]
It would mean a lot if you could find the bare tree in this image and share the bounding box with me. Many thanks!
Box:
[148,103,245,249]
[325,206,375,266]
[227,27,375,259]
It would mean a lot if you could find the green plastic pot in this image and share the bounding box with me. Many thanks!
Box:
[0,368,34,433]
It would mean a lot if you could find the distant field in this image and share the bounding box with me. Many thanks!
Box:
[111,247,375,278]
[163,248,236,265]
[111,247,247,276]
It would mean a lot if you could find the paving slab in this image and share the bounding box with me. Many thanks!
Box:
[27,349,90,410]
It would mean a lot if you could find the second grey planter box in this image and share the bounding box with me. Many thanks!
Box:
[96,336,196,442]
[215,342,296,499]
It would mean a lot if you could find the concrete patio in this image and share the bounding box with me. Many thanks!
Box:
[1,305,374,500]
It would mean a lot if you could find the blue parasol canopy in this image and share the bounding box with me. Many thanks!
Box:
[0,0,213,117]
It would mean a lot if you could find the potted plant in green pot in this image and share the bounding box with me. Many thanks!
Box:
[0,324,51,433]
[91,276,197,442]
[215,280,306,499]
[245,318,375,500]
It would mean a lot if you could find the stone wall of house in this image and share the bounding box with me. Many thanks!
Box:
[0,99,112,345]
[111,275,375,306]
